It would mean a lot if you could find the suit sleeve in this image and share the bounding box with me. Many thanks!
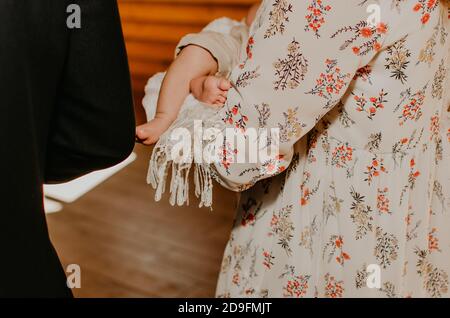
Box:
[210,0,390,191]
[45,0,135,183]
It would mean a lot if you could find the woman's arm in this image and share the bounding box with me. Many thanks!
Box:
[210,0,391,192]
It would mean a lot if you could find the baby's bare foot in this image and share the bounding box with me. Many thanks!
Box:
[191,75,231,107]
[136,117,173,145]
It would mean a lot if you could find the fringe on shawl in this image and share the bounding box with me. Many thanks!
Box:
[146,103,224,209]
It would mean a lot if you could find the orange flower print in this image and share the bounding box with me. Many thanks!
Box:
[305,0,332,38]
[361,27,373,38]
[413,3,422,11]
[232,273,240,286]
[335,237,342,248]
[263,250,275,269]
[270,214,279,228]
[430,115,440,141]
[283,275,311,298]
[300,172,320,206]
[365,157,387,186]
[217,142,238,174]
[239,36,255,69]
[307,59,351,108]
[405,212,411,226]
[396,85,427,126]
[392,130,425,167]
[377,188,391,215]
[222,103,248,131]
[413,0,439,25]
[400,158,421,205]
[428,228,441,252]
[373,42,382,51]
[377,22,388,34]
[353,89,388,120]
[324,273,344,298]
[323,235,351,266]
[280,266,311,298]
[331,143,353,168]
[249,154,287,176]
[410,158,420,177]
[331,21,388,56]
[335,236,351,266]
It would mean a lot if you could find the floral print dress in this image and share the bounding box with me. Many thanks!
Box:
[148,0,450,297]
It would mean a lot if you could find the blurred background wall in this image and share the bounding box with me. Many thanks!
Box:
[118,0,257,123]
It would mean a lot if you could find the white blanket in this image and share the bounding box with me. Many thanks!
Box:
[141,17,243,122]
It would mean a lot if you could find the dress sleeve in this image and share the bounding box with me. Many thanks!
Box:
[210,0,390,191]
[148,0,390,207]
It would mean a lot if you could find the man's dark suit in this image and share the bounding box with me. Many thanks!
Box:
[0,1,135,297]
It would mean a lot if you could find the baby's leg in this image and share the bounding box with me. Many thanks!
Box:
[136,45,219,145]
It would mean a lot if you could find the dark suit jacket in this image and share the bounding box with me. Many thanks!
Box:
[0,1,135,297]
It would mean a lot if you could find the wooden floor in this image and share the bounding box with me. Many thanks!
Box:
[46,144,238,298]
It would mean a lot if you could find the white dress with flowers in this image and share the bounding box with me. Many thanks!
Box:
[148,0,450,297]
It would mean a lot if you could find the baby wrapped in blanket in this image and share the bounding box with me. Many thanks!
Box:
[138,4,262,207]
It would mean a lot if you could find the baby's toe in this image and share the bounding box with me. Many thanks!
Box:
[218,78,232,91]
[203,94,219,105]
[212,101,225,108]
[217,96,227,104]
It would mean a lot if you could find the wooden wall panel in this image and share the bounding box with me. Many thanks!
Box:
[118,0,257,122]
